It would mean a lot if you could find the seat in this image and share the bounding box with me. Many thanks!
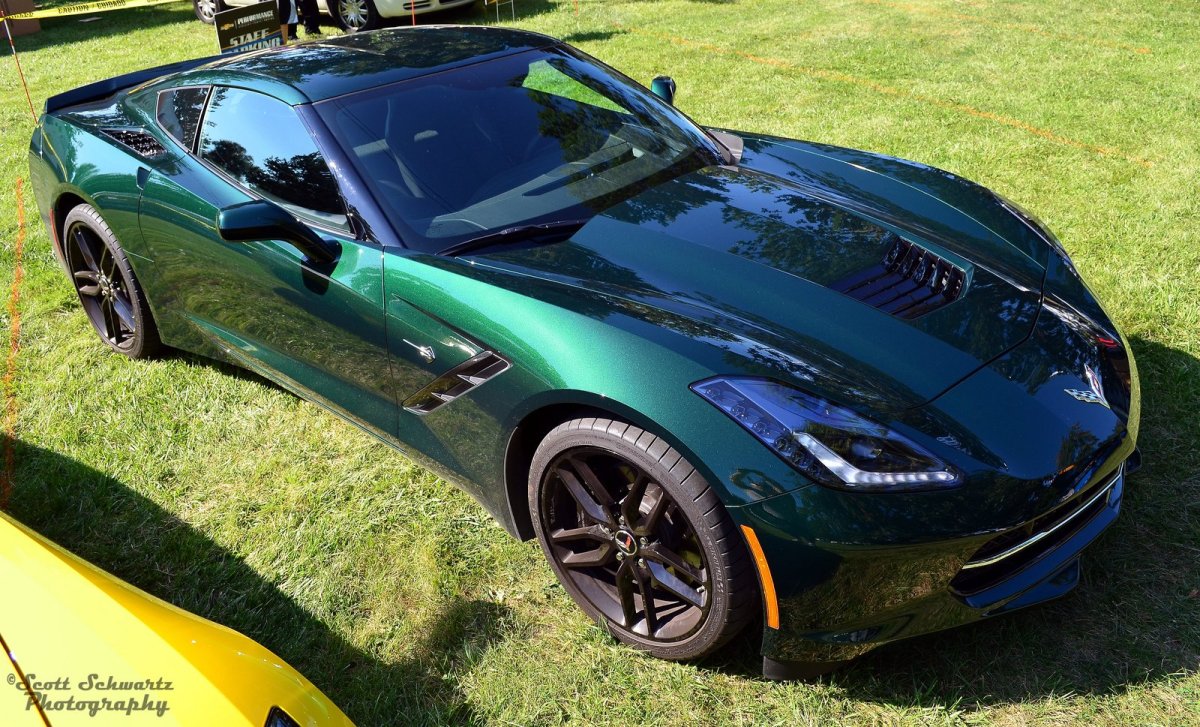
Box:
[384,86,513,211]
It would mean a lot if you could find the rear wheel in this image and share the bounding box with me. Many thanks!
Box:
[63,205,161,359]
[529,418,758,660]
[193,0,225,24]
[335,0,380,31]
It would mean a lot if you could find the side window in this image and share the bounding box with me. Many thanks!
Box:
[198,86,348,230]
[157,87,210,151]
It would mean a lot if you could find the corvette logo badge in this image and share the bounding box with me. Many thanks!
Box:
[613,530,638,556]
[1064,365,1110,408]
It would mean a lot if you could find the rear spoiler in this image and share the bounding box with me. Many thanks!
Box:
[44,55,223,115]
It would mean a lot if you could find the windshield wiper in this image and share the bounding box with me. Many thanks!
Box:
[439,219,590,256]
[707,129,744,165]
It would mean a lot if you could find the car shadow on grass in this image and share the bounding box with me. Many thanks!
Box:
[702,335,1199,709]
[560,29,627,44]
[3,436,512,726]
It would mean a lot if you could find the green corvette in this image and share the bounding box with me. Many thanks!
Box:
[28,26,1140,677]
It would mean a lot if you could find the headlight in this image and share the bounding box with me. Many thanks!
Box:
[692,377,960,491]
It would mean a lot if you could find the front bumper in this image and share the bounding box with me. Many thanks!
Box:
[733,454,1132,665]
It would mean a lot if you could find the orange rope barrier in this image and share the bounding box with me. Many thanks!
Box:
[616,23,1153,169]
[1,9,39,122]
[859,0,1151,56]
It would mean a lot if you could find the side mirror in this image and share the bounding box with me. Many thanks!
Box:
[650,76,676,105]
[217,199,339,265]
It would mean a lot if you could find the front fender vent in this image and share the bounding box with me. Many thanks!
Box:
[403,351,511,415]
[831,236,967,319]
[101,128,167,159]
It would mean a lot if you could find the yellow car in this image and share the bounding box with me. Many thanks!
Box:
[0,511,354,726]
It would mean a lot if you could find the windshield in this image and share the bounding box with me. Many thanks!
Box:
[315,46,722,252]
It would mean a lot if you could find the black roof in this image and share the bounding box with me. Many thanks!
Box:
[193,25,558,103]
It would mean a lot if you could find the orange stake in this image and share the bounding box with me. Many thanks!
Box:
[2,179,27,510]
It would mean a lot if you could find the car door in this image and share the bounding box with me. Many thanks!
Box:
[138,85,396,439]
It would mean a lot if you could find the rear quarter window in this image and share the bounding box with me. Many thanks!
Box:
[157,86,211,152]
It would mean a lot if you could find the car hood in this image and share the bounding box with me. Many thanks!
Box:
[476,146,1047,414]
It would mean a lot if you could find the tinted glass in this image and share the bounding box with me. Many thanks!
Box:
[157,86,209,151]
[316,46,722,252]
[199,87,347,229]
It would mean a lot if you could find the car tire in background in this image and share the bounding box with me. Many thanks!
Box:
[193,0,226,24]
[529,417,759,660]
[335,0,380,32]
[62,205,162,360]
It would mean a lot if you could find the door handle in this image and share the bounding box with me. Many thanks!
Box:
[136,167,150,190]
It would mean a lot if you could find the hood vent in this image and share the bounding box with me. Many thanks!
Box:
[830,236,967,319]
[101,128,167,159]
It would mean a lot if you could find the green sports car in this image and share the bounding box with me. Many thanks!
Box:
[28,26,1140,678]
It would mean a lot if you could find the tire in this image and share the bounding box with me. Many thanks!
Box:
[193,0,225,24]
[529,417,758,661]
[62,205,162,360]
[334,0,379,32]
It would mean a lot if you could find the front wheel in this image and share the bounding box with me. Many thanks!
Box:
[193,0,225,24]
[335,0,380,31]
[529,418,759,661]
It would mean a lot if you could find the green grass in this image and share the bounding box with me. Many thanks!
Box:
[2,0,1199,724]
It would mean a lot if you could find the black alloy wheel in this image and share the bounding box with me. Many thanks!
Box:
[530,418,758,660]
[63,205,161,359]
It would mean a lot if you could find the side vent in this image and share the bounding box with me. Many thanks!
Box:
[101,128,167,159]
[403,351,511,414]
[830,236,967,319]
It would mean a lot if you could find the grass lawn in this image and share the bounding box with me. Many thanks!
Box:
[2,0,1198,724]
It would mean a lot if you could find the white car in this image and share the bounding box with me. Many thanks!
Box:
[195,0,476,33]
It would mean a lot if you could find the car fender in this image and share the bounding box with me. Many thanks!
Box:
[382,253,815,538]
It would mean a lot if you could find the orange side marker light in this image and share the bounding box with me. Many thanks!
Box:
[740,524,779,629]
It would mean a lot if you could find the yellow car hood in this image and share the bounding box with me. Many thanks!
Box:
[0,512,353,726]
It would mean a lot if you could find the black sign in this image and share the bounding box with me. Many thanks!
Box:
[215,1,282,55]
